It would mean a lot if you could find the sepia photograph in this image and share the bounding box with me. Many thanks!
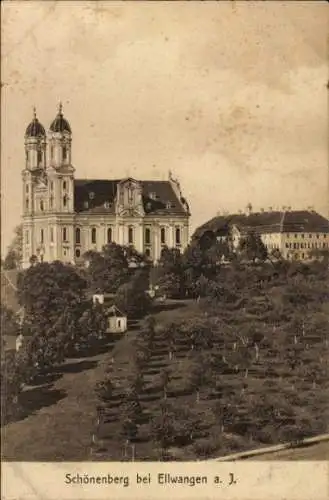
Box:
[1,0,328,476]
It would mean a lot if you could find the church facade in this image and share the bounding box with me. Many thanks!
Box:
[21,105,191,269]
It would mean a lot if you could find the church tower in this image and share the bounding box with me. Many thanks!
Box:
[22,108,47,268]
[47,103,75,264]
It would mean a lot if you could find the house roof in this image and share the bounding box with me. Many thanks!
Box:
[107,304,126,317]
[194,210,329,239]
[74,179,189,216]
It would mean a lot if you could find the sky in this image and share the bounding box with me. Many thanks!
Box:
[1,1,328,254]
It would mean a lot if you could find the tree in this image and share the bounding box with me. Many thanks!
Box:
[238,231,268,262]
[1,305,19,337]
[155,247,185,298]
[159,368,171,399]
[187,354,213,402]
[3,225,22,270]
[114,278,151,319]
[87,243,129,293]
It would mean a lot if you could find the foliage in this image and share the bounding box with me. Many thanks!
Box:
[86,243,130,294]
[155,247,185,298]
[114,272,152,319]
[238,231,268,262]
[3,225,22,270]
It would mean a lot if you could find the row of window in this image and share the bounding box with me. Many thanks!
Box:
[285,242,328,250]
[286,233,326,239]
[31,226,182,246]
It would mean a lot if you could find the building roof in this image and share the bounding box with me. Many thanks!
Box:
[194,210,329,239]
[25,112,46,138]
[74,179,189,216]
[50,104,71,133]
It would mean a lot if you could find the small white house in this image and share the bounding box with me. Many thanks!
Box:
[106,305,127,334]
[93,294,104,305]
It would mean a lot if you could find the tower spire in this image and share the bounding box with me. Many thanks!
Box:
[33,106,37,120]
[58,101,63,115]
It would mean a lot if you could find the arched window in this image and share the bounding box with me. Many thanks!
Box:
[75,249,81,258]
[91,227,97,244]
[63,195,67,207]
[63,146,67,160]
[107,227,112,243]
[50,145,54,159]
[145,228,151,245]
[40,229,44,244]
[128,227,134,245]
[75,228,81,244]
[62,227,67,242]
[175,227,181,245]
[25,198,29,210]
[49,195,53,209]
[40,200,44,211]
[161,227,166,245]
[63,181,67,191]
[37,150,42,165]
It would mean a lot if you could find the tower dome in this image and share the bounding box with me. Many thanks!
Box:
[25,108,46,137]
[50,102,71,133]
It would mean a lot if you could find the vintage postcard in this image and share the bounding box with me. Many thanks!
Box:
[1,1,328,499]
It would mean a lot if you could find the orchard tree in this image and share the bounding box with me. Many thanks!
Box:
[155,247,185,298]
[238,231,268,262]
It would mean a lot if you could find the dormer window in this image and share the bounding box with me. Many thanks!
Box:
[149,192,156,200]
[146,202,152,211]
[89,192,95,200]
[84,201,89,209]
[166,201,173,209]
[104,201,110,209]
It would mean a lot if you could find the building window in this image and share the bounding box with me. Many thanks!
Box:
[145,228,151,245]
[63,146,67,160]
[128,227,134,245]
[285,243,289,249]
[75,228,81,244]
[63,181,67,191]
[294,234,297,238]
[301,234,304,238]
[49,195,53,209]
[323,243,326,249]
[107,227,112,243]
[50,145,54,159]
[75,249,81,258]
[25,198,29,210]
[161,227,166,245]
[300,243,304,249]
[40,229,44,244]
[175,227,181,245]
[316,234,319,239]
[50,181,54,191]
[84,201,89,209]
[50,227,54,243]
[301,253,305,259]
[309,234,312,238]
[145,248,151,257]
[25,184,29,194]
[324,234,327,239]
[40,200,44,211]
[91,227,97,244]
[37,150,42,165]
[63,195,67,207]
[63,227,68,242]
[25,230,29,245]
[89,192,95,200]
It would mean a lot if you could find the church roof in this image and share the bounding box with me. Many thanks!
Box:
[25,114,46,137]
[50,104,71,133]
[194,210,329,239]
[74,179,189,216]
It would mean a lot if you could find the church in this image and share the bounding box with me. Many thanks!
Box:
[21,105,191,269]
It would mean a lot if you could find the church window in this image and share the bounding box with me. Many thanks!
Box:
[63,195,67,207]
[104,201,110,209]
[175,227,181,245]
[145,228,151,245]
[25,198,29,210]
[145,248,151,257]
[107,227,112,243]
[89,192,95,200]
[161,227,166,245]
[84,201,89,209]
[128,227,134,245]
[63,181,67,191]
[50,181,54,191]
[128,187,133,204]
[40,229,44,244]
[25,184,29,194]
[75,249,81,258]
[149,192,156,200]
[40,200,44,211]
[50,227,54,243]
[91,227,97,244]
[63,227,68,242]
[50,145,54,159]
[25,231,29,245]
[75,228,81,244]
[63,146,67,160]
[166,201,173,209]
[37,150,42,165]
[26,151,28,162]
[49,195,53,209]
